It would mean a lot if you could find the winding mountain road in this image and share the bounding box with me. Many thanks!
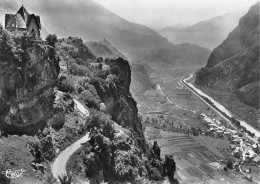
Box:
[52,98,90,183]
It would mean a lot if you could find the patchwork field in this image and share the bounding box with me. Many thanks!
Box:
[145,127,254,184]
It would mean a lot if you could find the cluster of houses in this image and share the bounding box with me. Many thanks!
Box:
[230,136,260,164]
[200,113,260,166]
[200,113,236,137]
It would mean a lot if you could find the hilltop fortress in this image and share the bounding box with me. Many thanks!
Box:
[5,5,41,39]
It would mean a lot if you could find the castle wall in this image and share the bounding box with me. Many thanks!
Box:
[27,18,40,39]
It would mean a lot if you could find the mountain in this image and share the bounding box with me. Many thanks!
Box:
[162,24,188,30]
[159,9,248,50]
[195,3,260,109]
[0,0,210,67]
[86,39,155,94]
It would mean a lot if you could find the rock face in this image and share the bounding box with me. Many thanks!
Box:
[0,30,59,134]
[195,3,260,109]
[92,58,146,147]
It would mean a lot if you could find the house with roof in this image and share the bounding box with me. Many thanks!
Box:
[5,5,41,39]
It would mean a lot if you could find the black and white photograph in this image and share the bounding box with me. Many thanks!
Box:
[0,0,259,183]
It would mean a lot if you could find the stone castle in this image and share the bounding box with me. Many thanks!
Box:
[5,5,41,39]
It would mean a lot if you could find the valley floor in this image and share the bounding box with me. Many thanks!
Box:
[134,66,260,184]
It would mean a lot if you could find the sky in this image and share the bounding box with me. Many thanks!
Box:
[91,0,257,28]
[17,0,258,29]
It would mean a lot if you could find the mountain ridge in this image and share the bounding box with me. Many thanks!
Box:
[195,2,260,109]
[159,8,249,50]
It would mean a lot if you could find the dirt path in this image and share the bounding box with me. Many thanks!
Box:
[156,84,174,104]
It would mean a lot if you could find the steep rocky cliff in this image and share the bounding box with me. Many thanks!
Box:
[195,3,260,109]
[0,30,59,135]
[91,58,145,146]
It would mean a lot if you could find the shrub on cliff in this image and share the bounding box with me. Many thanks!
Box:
[145,158,164,181]
[114,151,137,181]
[96,69,110,79]
[86,109,115,140]
[82,152,102,178]
[40,135,55,161]
[75,58,90,67]
[69,63,92,77]
[58,75,77,92]
[114,150,146,182]
[48,112,66,130]
[46,34,60,74]
[0,30,20,64]
[79,90,101,109]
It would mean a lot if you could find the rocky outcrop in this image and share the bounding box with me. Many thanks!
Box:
[0,30,59,134]
[91,58,146,149]
[195,3,260,109]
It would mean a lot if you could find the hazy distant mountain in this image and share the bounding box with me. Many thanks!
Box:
[195,3,260,109]
[159,9,248,50]
[0,0,210,67]
[163,24,188,30]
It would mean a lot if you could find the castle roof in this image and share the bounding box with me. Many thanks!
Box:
[17,5,29,21]
[5,13,27,29]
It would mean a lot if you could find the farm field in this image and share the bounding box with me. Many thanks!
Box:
[145,127,254,184]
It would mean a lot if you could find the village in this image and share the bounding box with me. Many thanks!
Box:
[200,112,260,169]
